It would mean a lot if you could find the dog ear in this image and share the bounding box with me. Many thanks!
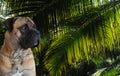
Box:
[3,18,14,32]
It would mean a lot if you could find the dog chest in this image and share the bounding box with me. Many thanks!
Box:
[10,70,23,76]
[5,64,24,76]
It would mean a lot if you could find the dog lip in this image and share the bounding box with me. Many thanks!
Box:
[33,39,40,47]
[34,42,39,46]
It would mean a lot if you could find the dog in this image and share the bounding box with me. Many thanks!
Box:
[0,17,40,76]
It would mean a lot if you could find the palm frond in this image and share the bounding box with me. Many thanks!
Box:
[44,1,120,75]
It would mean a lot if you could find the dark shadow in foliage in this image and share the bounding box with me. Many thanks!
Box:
[96,48,120,76]
[33,35,52,76]
[65,60,97,76]
[0,18,5,47]
[100,59,120,76]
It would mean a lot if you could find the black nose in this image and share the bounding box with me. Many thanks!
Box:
[33,36,40,47]
[33,29,40,35]
[36,38,40,45]
[36,30,40,35]
[33,30,40,46]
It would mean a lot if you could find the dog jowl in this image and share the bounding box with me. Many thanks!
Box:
[0,17,40,76]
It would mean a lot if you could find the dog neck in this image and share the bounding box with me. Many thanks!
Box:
[0,42,32,64]
[1,39,14,56]
[1,32,22,56]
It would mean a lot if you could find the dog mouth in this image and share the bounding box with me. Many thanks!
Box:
[20,38,40,49]
[19,28,40,49]
[33,39,40,47]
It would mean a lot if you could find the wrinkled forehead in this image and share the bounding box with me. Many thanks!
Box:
[13,17,35,28]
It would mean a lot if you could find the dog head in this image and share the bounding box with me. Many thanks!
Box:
[3,17,40,49]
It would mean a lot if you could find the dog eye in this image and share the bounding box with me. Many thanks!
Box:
[20,24,28,32]
[22,25,27,30]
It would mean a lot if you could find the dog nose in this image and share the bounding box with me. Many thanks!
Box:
[34,31,40,46]
[33,29,40,35]
[31,29,40,47]
[33,35,40,46]
[36,30,40,35]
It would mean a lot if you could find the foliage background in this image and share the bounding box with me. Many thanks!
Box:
[0,0,120,76]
